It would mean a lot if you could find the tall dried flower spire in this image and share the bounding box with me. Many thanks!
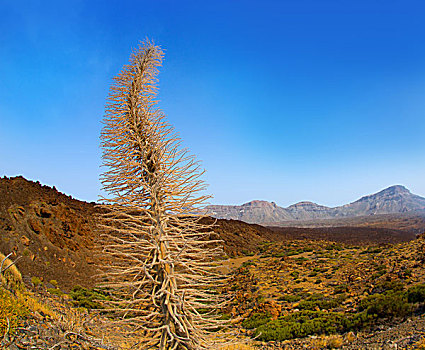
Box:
[99,39,228,349]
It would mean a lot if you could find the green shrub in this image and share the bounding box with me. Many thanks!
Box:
[358,291,410,318]
[22,248,31,256]
[242,250,255,256]
[333,284,348,294]
[407,284,425,304]
[254,310,349,341]
[404,268,412,277]
[290,271,299,279]
[279,294,300,303]
[360,247,382,254]
[70,285,110,310]
[31,276,42,286]
[241,261,256,268]
[296,257,308,262]
[297,294,346,311]
[382,280,404,292]
[47,288,64,296]
[287,250,303,256]
[49,279,58,287]
[348,311,374,330]
[242,312,270,329]
[325,244,342,251]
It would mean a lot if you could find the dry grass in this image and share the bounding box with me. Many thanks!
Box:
[219,343,256,350]
[0,288,28,336]
[0,252,22,287]
[309,335,343,349]
[1,252,27,336]
[1,250,57,338]
[16,290,56,318]
[326,335,344,349]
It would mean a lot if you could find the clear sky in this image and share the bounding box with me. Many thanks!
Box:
[1,0,425,207]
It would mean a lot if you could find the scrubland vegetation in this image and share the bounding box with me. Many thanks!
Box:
[226,236,425,348]
[1,233,425,349]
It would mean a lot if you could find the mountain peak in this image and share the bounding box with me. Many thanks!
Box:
[242,200,276,208]
[357,185,411,202]
[288,201,329,209]
[381,185,410,194]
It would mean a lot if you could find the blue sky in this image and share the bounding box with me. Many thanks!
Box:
[1,0,425,207]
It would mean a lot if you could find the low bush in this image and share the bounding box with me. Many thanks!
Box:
[242,312,270,329]
[407,283,425,304]
[47,288,64,296]
[49,279,58,287]
[279,294,301,303]
[358,291,410,319]
[254,310,350,341]
[70,285,110,310]
[290,271,299,279]
[31,276,42,287]
[296,257,308,262]
[241,261,256,268]
[360,247,382,254]
[333,284,348,294]
[286,249,304,256]
[325,244,343,251]
[242,250,255,256]
[297,294,346,311]
[372,280,404,294]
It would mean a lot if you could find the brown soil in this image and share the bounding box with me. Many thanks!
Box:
[0,176,100,291]
[200,217,277,257]
[269,225,418,245]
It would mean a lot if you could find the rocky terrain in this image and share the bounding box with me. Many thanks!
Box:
[207,185,425,224]
[1,175,425,349]
[0,176,100,291]
[0,176,281,287]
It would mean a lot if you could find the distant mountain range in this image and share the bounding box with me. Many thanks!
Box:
[207,185,425,225]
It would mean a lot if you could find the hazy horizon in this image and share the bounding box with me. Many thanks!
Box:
[1,1,425,207]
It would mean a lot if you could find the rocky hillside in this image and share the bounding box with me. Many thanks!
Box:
[0,176,422,291]
[0,176,279,289]
[339,185,425,216]
[0,176,100,291]
[207,185,425,224]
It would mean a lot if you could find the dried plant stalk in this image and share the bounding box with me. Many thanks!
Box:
[98,39,229,350]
